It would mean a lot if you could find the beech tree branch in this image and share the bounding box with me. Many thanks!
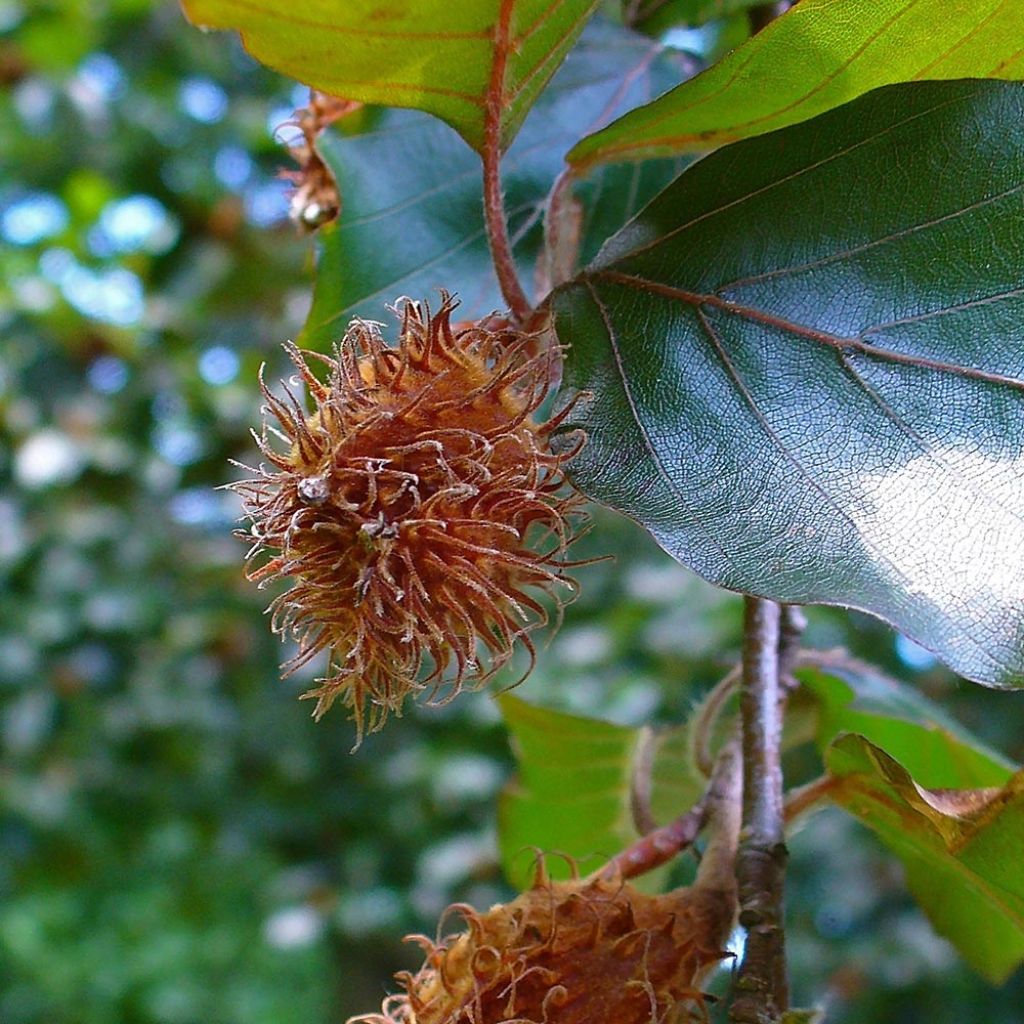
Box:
[600,735,743,884]
[731,596,789,1023]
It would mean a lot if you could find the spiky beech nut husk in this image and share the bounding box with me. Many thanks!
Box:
[348,872,733,1024]
[230,294,584,738]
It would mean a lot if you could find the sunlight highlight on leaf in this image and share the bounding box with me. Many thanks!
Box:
[552,80,1024,689]
[181,0,601,152]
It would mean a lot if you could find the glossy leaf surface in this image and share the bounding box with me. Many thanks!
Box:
[301,22,690,340]
[571,0,1024,167]
[181,0,599,153]
[827,734,1024,982]
[553,80,1024,688]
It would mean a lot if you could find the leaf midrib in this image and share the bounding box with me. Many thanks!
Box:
[592,270,1024,393]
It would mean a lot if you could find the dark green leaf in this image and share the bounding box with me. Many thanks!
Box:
[826,734,1024,982]
[301,21,691,340]
[573,0,1024,167]
[552,80,1024,688]
[181,0,600,153]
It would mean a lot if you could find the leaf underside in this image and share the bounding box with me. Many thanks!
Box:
[570,0,1024,167]
[552,79,1024,688]
[827,734,1024,983]
[181,0,600,153]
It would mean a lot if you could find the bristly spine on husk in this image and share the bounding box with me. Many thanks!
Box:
[230,294,585,741]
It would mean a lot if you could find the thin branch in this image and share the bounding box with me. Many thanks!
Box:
[600,735,742,883]
[536,168,582,304]
[784,774,838,825]
[601,795,709,882]
[778,604,807,692]
[731,596,789,1023]
[482,0,532,326]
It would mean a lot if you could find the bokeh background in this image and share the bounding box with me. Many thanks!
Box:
[2,2,1023,1022]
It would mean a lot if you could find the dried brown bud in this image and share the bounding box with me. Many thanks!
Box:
[349,872,734,1024]
[280,90,361,231]
[230,295,584,738]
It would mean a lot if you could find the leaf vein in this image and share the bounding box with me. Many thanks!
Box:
[193,0,491,40]
[582,279,736,568]
[593,270,1024,393]
[693,305,932,611]
[603,90,976,262]
[715,180,1024,296]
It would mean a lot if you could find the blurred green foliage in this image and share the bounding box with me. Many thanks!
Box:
[2,2,1024,1022]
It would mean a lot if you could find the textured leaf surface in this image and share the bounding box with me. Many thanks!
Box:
[181,0,599,153]
[570,0,1024,167]
[552,80,1024,688]
[301,22,690,341]
[497,696,702,889]
[827,734,1024,982]
[798,661,1014,787]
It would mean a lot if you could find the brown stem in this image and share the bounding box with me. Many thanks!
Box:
[731,596,789,1023]
[483,147,532,324]
[599,736,742,884]
[629,726,659,835]
[601,796,708,882]
[482,0,532,326]
[784,775,837,825]
[778,605,807,689]
[695,735,743,895]
[536,168,582,304]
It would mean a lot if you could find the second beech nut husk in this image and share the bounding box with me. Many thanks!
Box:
[348,869,735,1024]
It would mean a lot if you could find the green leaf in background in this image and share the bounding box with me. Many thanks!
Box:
[826,734,1024,982]
[552,79,1024,689]
[571,0,1024,167]
[180,0,599,153]
[798,661,1014,788]
[497,695,704,889]
[300,21,690,341]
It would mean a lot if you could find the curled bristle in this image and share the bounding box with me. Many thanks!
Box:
[229,294,585,740]
[347,875,734,1024]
